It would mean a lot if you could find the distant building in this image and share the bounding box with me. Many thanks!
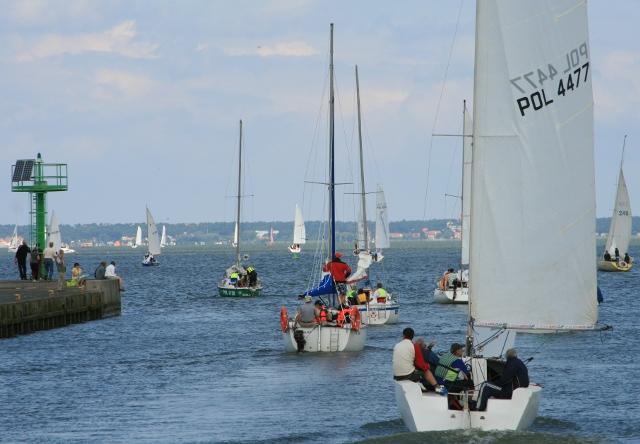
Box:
[390,232,404,239]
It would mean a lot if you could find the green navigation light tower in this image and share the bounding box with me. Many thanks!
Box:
[11,153,68,251]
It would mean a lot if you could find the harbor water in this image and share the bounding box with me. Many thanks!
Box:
[1,243,638,443]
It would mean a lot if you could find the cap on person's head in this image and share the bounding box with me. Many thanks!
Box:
[402,327,415,339]
[505,348,518,359]
[334,252,343,258]
[448,268,455,273]
[450,343,464,353]
[377,282,383,288]
[111,261,116,265]
[304,295,312,302]
[101,261,107,266]
[73,262,80,267]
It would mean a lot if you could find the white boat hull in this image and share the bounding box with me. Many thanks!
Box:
[357,301,399,325]
[288,245,301,254]
[282,322,366,352]
[395,381,541,432]
[433,287,468,304]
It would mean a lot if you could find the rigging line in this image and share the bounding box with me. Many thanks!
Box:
[421,0,465,220]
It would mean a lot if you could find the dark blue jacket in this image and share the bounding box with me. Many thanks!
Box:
[498,357,529,398]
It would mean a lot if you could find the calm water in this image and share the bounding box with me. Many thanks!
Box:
[0,244,637,443]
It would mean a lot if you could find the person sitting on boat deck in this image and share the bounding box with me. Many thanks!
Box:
[434,343,473,394]
[476,348,530,411]
[614,247,620,261]
[346,287,358,305]
[322,252,352,284]
[603,250,612,261]
[94,261,107,279]
[439,268,454,290]
[393,327,441,391]
[415,337,439,368]
[624,252,631,264]
[314,300,329,325]
[372,282,388,302]
[295,295,317,327]
[456,269,469,287]
[447,268,458,289]
[246,266,258,286]
[355,288,369,305]
[335,292,350,310]
[229,271,240,285]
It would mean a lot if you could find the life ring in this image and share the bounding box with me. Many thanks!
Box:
[350,307,361,331]
[618,261,627,268]
[280,306,289,332]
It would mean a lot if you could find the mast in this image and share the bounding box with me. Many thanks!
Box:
[355,65,368,251]
[329,23,336,258]
[235,119,242,266]
[460,100,466,277]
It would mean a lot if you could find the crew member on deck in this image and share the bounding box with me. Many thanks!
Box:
[372,282,388,302]
[476,348,530,411]
[434,343,472,393]
[393,327,442,392]
[322,252,352,283]
[603,250,612,261]
[615,247,620,261]
[624,252,631,264]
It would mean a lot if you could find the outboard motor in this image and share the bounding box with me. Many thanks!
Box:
[293,329,306,352]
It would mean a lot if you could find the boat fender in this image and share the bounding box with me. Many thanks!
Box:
[619,261,627,268]
[280,307,289,332]
[293,329,306,352]
[350,307,361,331]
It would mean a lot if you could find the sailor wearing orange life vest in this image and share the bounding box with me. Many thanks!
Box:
[314,300,328,325]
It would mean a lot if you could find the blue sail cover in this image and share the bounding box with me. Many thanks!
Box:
[303,274,336,297]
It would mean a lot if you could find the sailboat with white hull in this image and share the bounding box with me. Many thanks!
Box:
[218,120,263,297]
[397,0,603,432]
[142,207,161,266]
[7,225,19,252]
[598,135,633,272]
[281,24,366,352]
[348,65,398,326]
[434,101,472,304]
[288,204,306,255]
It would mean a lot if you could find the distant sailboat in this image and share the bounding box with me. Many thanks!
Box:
[232,222,238,248]
[142,207,161,266]
[132,226,142,249]
[47,211,75,253]
[598,135,633,272]
[7,225,19,252]
[288,204,306,254]
[374,184,390,262]
[160,225,167,248]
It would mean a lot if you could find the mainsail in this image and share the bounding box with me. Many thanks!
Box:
[160,225,167,247]
[47,211,62,252]
[375,184,390,250]
[146,207,161,255]
[605,168,632,257]
[293,204,306,245]
[470,0,598,330]
[8,225,19,250]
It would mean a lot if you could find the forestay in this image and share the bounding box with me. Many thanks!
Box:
[146,207,162,256]
[375,185,390,250]
[605,169,631,256]
[470,0,598,330]
[293,204,306,245]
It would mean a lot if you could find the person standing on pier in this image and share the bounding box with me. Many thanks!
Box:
[14,240,30,280]
[29,246,41,281]
[56,250,67,290]
[43,242,56,280]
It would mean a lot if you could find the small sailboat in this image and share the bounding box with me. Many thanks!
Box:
[218,120,262,297]
[47,211,75,253]
[397,0,603,432]
[288,204,306,255]
[348,65,398,326]
[160,225,167,248]
[7,225,19,252]
[142,207,161,266]
[132,226,142,248]
[434,101,472,304]
[281,24,366,351]
[598,136,633,272]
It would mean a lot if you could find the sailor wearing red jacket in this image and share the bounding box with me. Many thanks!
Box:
[322,252,352,283]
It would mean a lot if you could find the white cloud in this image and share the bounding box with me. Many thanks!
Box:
[92,69,156,101]
[16,20,159,61]
[224,40,316,57]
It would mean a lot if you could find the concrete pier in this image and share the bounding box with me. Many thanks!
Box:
[0,279,121,339]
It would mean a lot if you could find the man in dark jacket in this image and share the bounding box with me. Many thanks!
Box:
[476,348,529,411]
[14,240,30,280]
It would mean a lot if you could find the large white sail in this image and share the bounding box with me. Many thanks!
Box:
[470,0,598,330]
[134,226,142,248]
[160,225,167,247]
[47,211,62,252]
[461,106,473,266]
[605,168,632,256]
[8,225,19,251]
[232,222,238,247]
[146,207,162,255]
[293,204,306,244]
[375,184,390,250]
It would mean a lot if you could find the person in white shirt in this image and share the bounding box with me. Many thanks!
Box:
[105,261,124,290]
[43,242,56,280]
[392,327,440,390]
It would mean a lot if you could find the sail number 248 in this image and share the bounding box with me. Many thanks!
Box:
[511,43,590,117]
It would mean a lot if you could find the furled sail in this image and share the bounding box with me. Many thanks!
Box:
[470,0,598,330]
[146,207,162,256]
[375,184,390,250]
[293,204,306,245]
[605,169,632,257]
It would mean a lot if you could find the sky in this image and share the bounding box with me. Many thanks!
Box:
[1,0,639,225]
